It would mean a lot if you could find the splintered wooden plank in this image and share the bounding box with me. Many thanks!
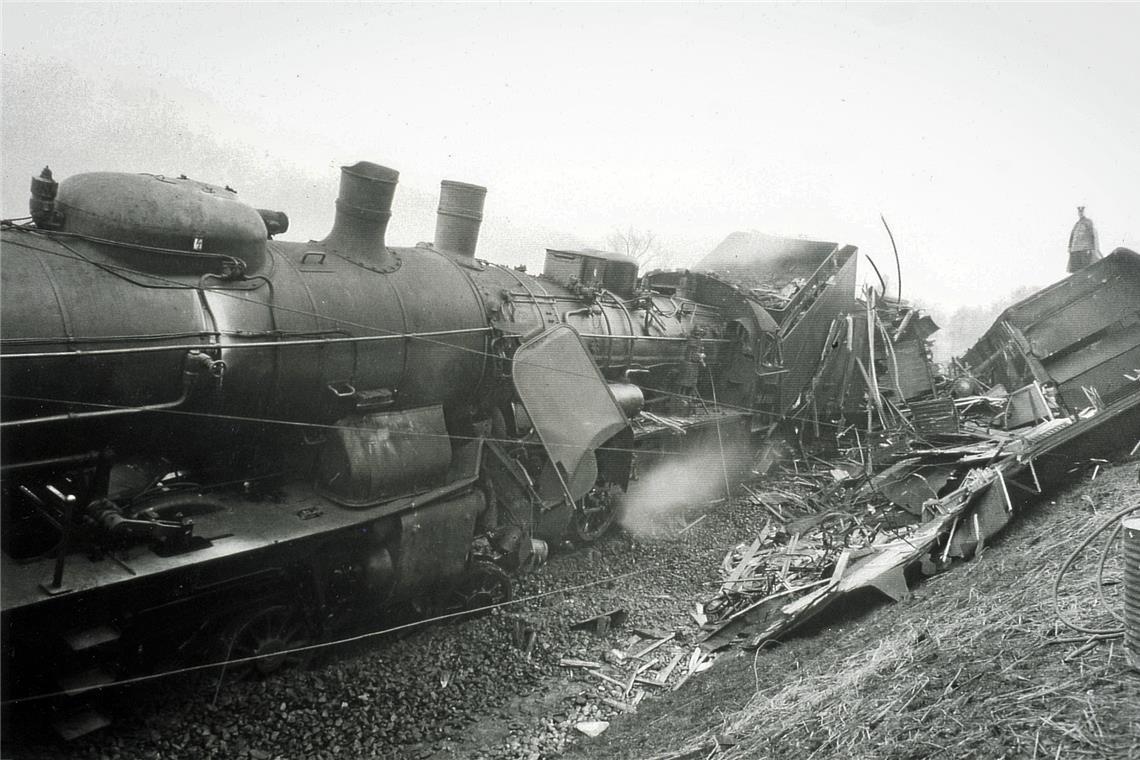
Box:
[560,658,604,669]
[723,539,762,588]
[636,652,685,688]
[630,633,675,659]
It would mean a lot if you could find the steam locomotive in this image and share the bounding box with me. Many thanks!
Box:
[1,160,779,730]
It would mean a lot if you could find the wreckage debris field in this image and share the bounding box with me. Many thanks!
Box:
[567,463,1140,760]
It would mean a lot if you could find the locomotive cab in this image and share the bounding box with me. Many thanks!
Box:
[542,247,639,298]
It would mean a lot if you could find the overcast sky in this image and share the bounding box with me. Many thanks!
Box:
[3,3,1137,311]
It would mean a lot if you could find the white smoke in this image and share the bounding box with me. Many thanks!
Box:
[618,442,750,539]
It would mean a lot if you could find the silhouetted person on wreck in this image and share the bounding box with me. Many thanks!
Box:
[1067,206,1101,273]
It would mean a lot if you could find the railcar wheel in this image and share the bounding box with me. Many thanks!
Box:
[569,484,618,544]
[219,604,314,680]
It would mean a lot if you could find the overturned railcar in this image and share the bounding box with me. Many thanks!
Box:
[961,247,1140,412]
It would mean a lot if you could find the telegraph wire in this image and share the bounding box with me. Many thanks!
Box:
[0,392,762,463]
[0,380,864,447]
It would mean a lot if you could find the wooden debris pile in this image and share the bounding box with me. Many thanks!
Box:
[558,628,717,712]
[748,277,806,311]
[701,478,919,628]
[692,376,1140,653]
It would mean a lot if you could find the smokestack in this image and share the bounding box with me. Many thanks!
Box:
[324,161,399,255]
[435,180,486,257]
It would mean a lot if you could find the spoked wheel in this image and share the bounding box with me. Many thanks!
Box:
[219,604,314,680]
[448,560,512,613]
[569,484,618,544]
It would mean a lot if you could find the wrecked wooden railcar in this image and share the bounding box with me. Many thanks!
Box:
[690,248,1140,655]
[961,247,1140,410]
[683,232,940,438]
[691,232,861,418]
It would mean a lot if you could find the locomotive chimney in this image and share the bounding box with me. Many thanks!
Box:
[434,180,486,257]
[324,161,400,255]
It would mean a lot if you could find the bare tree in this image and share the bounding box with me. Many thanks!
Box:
[606,226,662,270]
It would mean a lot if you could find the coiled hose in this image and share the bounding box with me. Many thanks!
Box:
[1051,503,1139,637]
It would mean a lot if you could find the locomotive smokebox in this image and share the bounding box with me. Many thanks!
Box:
[435,180,486,257]
[324,161,400,255]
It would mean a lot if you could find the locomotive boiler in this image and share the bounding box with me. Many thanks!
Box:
[0,160,773,734]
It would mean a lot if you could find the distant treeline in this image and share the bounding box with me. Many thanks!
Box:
[925,285,1042,364]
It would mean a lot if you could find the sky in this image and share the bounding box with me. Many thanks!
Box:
[2,2,1138,313]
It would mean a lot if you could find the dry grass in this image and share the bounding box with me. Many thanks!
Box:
[599,463,1140,760]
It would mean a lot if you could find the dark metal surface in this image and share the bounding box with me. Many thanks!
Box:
[883,338,936,401]
[910,397,961,435]
[55,171,269,272]
[512,325,630,503]
[434,180,486,258]
[318,406,453,507]
[323,161,399,268]
[388,491,484,601]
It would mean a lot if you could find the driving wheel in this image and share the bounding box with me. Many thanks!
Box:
[569,484,618,544]
[219,603,314,680]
